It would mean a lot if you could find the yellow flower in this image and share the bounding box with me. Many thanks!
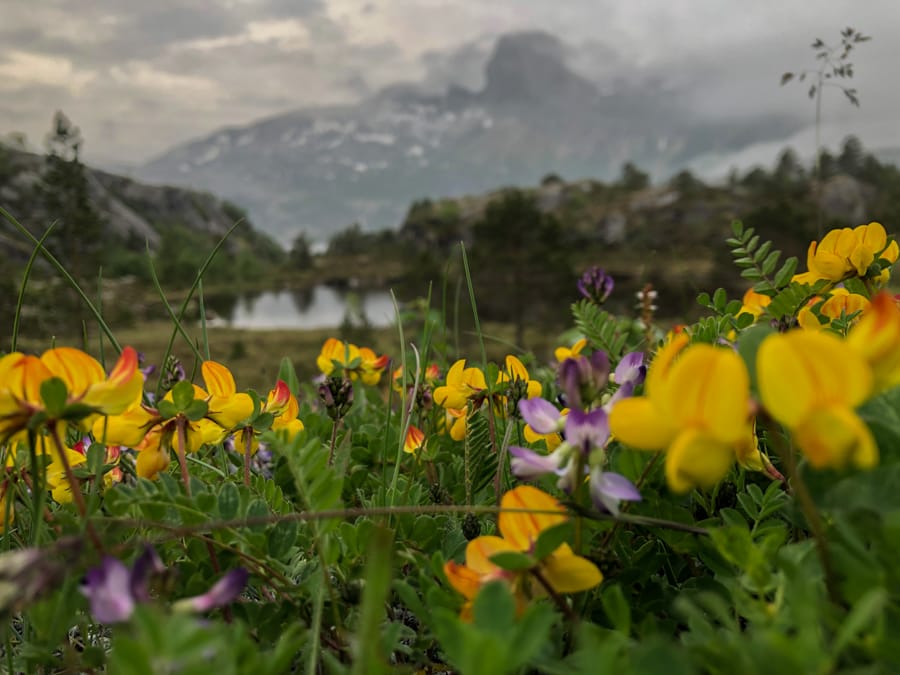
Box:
[45,439,124,504]
[523,407,568,451]
[846,292,900,394]
[96,383,226,480]
[316,338,389,386]
[433,360,487,410]
[797,288,870,330]
[0,347,143,442]
[758,330,876,469]
[403,425,425,455]
[554,338,587,363]
[794,222,896,284]
[498,355,542,400]
[0,482,14,533]
[609,334,751,493]
[201,361,254,430]
[738,288,772,320]
[443,485,602,620]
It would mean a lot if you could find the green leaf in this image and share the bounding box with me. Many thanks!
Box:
[252,412,276,432]
[600,583,631,635]
[754,240,772,262]
[157,399,178,419]
[832,588,887,657]
[267,519,298,559]
[532,521,574,560]
[39,377,68,417]
[472,580,517,631]
[489,551,536,572]
[218,482,240,520]
[731,220,744,237]
[774,257,798,287]
[761,250,781,276]
[712,288,727,312]
[741,268,763,280]
[277,357,301,397]
[171,380,196,410]
[183,399,208,422]
[351,526,394,675]
[737,323,774,396]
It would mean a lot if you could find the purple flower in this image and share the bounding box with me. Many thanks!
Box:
[578,267,615,304]
[81,547,247,624]
[564,408,610,455]
[559,352,610,409]
[510,445,566,480]
[176,569,249,613]
[614,352,645,388]
[81,557,136,624]
[518,398,563,435]
[590,468,641,516]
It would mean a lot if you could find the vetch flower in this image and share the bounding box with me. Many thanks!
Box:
[758,330,876,469]
[609,334,751,493]
[577,267,614,304]
[81,546,246,624]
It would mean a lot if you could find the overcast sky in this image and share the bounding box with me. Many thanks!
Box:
[1,0,897,166]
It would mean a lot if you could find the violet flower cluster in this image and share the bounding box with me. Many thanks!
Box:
[509,350,646,515]
[81,546,248,623]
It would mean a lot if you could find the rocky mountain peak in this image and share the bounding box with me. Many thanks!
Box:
[482,31,595,104]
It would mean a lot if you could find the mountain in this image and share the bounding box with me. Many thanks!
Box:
[137,31,804,242]
[0,144,282,269]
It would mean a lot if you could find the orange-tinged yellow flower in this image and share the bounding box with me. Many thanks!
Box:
[392,363,440,391]
[609,334,751,493]
[0,347,143,441]
[758,330,876,469]
[738,288,772,320]
[797,288,870,330]
[45,439,124,504]
[95,382,226,480]
[846,291,900,393]
[404,425,425,455]
[201,361,254,430]
[554,338,587,363]
[434,359,487,410]
[443,485,602,620]
[316,338,389,385]
[234,380,305,456]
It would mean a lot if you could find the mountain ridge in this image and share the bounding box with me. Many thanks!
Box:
[137,30,804,242]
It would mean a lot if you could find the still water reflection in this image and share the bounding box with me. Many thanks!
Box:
[221,287,396,330]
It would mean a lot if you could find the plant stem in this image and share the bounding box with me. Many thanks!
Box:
[772,433,841,605]
[327,418,341,466]
[243,429,252,487]
[48,425,104,553]
[531,567,578,624]
[175,416,192,497]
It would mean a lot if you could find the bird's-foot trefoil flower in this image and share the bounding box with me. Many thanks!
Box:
[758,329,876,469]
[609,334,752,493]
[443,485,602,620]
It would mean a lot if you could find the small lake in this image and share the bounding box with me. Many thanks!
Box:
[213,287,397,330]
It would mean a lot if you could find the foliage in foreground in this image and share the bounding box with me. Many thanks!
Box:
[1,211,900,674]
